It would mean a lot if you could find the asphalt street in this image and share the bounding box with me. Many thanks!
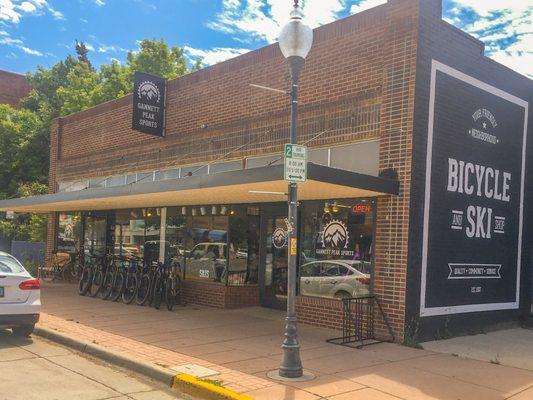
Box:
[0,330,186,400]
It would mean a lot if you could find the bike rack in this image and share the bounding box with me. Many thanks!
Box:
[326,295,395,349]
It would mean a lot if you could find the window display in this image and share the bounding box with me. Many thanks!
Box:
[299,199,375,299]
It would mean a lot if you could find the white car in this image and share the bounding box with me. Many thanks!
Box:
[0,252,40,337]
[299,260,371,299]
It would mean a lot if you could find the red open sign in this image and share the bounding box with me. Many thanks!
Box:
[352,204,372,213]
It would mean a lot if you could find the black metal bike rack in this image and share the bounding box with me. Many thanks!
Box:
[327,295,395,349]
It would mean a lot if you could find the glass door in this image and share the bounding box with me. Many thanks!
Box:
[259,205,288,309]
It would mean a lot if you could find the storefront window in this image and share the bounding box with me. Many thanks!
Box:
[227,206,260,285]
[165,206,228,283]
[113,208,160,262]
[57,212,82,255]
[299,199,375,300]
[84,212,107,257]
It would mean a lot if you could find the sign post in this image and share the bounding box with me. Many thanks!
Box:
[284,143,307,183]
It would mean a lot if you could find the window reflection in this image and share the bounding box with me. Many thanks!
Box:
[299,199,374,300]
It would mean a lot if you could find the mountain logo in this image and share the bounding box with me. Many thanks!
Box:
[321,219,349,249]
[138,81,161,103]
[272,227,287,249]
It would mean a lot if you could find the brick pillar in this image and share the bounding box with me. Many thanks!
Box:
[374,0,419,342]
[45,118,61,266]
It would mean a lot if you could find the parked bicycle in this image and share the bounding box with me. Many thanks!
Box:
[122,255,142,304]
[89,253,109,298]
[39,251,73,282]
[78,253,100,295]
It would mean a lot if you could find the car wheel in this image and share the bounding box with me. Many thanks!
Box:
[334,291,351,300]
[12,324,35,337]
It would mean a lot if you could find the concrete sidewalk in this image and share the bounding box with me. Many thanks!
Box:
[39,283,533,399]
[423,328,533,371]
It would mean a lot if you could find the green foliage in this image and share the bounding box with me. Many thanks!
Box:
[57,62,102,116]
[403,317,422,349]
[1,38,201,241]
[0,105,48,197]
[126,39,188,80]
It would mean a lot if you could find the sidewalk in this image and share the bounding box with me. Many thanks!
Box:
[39,283,533,399]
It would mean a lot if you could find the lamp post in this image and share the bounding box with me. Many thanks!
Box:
[277,0,313,379]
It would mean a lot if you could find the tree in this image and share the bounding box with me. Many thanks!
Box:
[57,62,102,116]
[99,60,131,102]
[126,39,189,80]
[75,40,93,70]
[0,105,47,197]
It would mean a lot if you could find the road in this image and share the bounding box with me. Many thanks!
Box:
[0,330,186,400]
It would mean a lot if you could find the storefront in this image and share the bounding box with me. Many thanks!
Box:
[0,0,531,342]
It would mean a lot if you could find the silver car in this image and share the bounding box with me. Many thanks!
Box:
[299,260,370,299]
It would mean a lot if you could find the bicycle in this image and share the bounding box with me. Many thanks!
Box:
[135,260,155,306]
[100,254,118,300]
[39,251,72,282]
[165,263,183,311]
[122,256,141,304]
[89,253,108,298]
[109,255,128,302]
[78,253,98,296]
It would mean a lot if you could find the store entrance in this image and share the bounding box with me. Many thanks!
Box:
[259,205,288,310]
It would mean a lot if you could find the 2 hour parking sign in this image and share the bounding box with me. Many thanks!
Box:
[284,144,307,183]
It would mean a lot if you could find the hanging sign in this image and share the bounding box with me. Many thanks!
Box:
[284,144,307,183]
[420,61,528,317]
[132,71,167,137]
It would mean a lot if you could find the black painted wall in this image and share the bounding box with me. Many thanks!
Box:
[406,0,533,341]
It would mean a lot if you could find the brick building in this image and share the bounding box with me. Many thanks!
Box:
[1,0,532,342]
[0,69,30,107]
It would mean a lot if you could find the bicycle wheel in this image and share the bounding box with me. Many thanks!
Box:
[39,264,55,283]
[78,267,92,296]
[152,276,163,310]
[89,269,104,298]
[165,277,175,311]
[100,271,114,300]
[110,272,124,302]
[136,274,151,306]
[70,261,79,281]
[122,274,137,304]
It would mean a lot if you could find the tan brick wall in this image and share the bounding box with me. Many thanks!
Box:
[0,70,30,108]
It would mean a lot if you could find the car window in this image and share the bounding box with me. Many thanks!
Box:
[300,263,319,277]
[0,255,25,274]
[338,266,353,276]
[191,246,206,258]
[323,266,340,276]
[350,262,371,274]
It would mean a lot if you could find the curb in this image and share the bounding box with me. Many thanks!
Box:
[172,374,254,400]
[34,326,176,386]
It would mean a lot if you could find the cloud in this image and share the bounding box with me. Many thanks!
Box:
[93,0,105,6]
[0,30,43,56]
[0,0,63,23]
[184,46,250,66]
[350,0,386,14]
[444,1,532,77]
[208,0,357,44]
[97,44,128,53]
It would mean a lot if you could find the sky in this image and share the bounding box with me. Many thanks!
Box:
[0,0,531,78]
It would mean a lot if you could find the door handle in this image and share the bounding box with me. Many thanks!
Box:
[329,281,337,284]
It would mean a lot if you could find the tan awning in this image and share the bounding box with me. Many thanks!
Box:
[0,163,399,213]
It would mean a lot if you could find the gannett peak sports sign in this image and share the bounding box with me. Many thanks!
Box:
[132,71,167,137]
[420,60,529,317]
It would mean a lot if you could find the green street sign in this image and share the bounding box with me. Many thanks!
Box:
[284,143,307,183]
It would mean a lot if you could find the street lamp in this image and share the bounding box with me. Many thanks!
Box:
[277,0,313,379]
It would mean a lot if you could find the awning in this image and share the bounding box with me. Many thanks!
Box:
[0,163,399,213]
